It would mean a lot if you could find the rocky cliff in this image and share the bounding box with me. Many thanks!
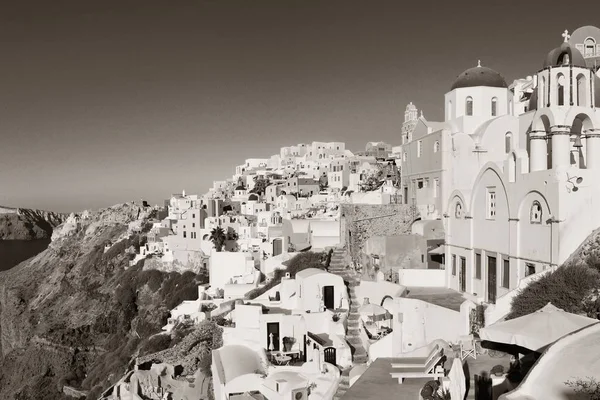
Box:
[0,202,208,400]
[0,206,67,240]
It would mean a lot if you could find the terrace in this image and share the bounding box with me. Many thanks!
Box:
[343,349,512,400]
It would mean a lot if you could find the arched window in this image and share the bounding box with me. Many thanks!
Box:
[577,74,587,106]
[403,152,407,162]
[455,202,463,218]
[505,132,512,153]
[557,73,565,106]
[448,100,453,119]
[530,201,542,224]
[491,97,498,116]
[433,141,440,153]
[466,97,473,116]
[541,76,547,107]
[584,37,596,57]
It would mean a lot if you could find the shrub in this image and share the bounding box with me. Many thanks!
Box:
[508,264,600,320]
[565,377,600,400]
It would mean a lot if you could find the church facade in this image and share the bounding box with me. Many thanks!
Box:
[398,27,600,320]
[444,32,600,315]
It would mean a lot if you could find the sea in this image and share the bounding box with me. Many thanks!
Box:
[0,239,51,272]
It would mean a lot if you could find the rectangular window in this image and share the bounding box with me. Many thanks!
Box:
[183,231,187,238]
[502,258,510,288]
[487,188,496,219]
[192,223,195,228]
[525,263,536,277]
[417,180,424,189]
[452,255,456,276]
[475,253,482,279]
[417,140,423,158]
[433,179,439,197]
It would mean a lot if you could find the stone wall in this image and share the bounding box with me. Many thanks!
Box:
[340,204,419,267]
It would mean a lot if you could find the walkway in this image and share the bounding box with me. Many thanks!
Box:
[404,286,466,312]
[328,248,367,400]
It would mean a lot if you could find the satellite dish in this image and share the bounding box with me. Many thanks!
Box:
[576,177,583,184]
[573,186,579,192]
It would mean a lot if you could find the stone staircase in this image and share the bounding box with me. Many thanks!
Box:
[328,248,368,400]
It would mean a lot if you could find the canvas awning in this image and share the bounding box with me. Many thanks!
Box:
[479,303,599,352]
[428,245,445,255]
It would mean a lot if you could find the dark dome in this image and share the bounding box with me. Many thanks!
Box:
[451,65,508,90]
[235,185,245,191]
[543,42,587,68]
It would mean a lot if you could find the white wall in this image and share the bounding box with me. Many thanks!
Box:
[390,298,464,354]
[354,281,406,307]
[210,252,255,290]
[397,269,446,287]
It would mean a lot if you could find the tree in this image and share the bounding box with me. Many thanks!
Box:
[318,174,328,191]
[250,176,270,196]
[360,167,385,192]
[209,227,226,252]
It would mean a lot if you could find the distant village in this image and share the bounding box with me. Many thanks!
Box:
[104,26,600,400]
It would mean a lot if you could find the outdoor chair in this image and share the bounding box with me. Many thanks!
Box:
[391,344,443,368]
[272,352,291,366]
[459,334,477,361]
[389,346,446,384]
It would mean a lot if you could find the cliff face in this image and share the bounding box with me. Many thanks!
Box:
[0,206,67,240]
[0,202,208,400]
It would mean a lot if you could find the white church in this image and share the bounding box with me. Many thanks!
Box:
[399,26,600,312]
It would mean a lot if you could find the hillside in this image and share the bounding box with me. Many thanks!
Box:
[0,203,208,400]
[0,206,66,240]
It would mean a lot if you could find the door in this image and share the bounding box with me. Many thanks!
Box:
[267,322,280,351]
[459,257,467,293]
[487,256,497,304]
[273,238,283,256]
[323,286,335,310]
[324,347,337,365]
[303,334,307,361]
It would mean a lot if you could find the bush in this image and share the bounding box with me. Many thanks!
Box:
[508,264,600,320]
[246,251,326,300]
[565,377,600,400]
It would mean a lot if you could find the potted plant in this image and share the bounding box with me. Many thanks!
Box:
[491,365,505,377]
[282,336,296,352]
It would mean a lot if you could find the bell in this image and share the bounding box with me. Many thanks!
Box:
[573,136,583,148]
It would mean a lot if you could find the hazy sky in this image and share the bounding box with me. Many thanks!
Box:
[0,1,598,213]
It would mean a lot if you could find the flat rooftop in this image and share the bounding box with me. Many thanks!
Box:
[404,287,465,312]
[341,358,429,400]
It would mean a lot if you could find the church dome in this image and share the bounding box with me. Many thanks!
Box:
[235,185,245,191]
[451,64,508,90]
[543,42,587,68]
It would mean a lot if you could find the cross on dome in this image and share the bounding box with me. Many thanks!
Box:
[477,60,481,67]
[562,29,570,43]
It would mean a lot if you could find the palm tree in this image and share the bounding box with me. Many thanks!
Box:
[209,226,226,252]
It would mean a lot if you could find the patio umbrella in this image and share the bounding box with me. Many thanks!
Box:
[479,302,599,352]
[358,303,391,323]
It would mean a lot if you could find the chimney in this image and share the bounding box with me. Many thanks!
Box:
[363,297,370,305]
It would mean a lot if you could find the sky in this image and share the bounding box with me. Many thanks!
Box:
[0,1,599,213]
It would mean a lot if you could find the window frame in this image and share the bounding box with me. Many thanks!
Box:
[486,187,497,220]
[452,254,457,276]
[466,96,474,116]
[502,257,510,289]
[530,201,542,224]
[475,252,482,279]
